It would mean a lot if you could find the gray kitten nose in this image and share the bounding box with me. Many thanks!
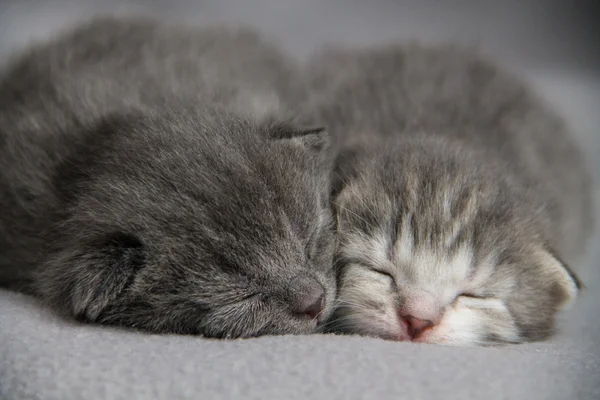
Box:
[290,276,325,321]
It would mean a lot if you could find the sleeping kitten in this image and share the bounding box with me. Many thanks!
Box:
[0,17,337,338]
[302,44,593,345]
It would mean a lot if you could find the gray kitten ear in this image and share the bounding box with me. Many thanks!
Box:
[272,126,330,153]
[36,232,146,321]
[536,246,581,310]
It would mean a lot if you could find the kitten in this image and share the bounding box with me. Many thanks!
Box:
[301,44,593,345]
[0,17,337,338]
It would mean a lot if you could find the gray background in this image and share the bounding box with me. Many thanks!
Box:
[2,0,597,167]
[0,1,598,399]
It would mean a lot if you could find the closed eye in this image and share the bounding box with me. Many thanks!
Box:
[243,293,266,302]
[219,293,265,307]
[371,268,395,281]
[458,293,492,300]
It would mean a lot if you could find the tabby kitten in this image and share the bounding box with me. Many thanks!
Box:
[302,44,593,345]
[0,17,336,338]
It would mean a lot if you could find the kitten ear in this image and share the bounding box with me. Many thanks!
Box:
[36,231,146,321]
[536,246,581,310]
[291,127,330,152]
[272,125,330,153]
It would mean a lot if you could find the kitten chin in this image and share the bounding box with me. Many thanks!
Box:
[303,44,592,345]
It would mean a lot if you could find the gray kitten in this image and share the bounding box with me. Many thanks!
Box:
[302,44,593,345]
[0,17,337,338]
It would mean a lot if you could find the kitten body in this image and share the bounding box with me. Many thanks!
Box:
[302,44,593,345]
[0,17,336,338]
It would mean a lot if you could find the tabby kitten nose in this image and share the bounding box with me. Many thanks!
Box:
[401,316,435,339]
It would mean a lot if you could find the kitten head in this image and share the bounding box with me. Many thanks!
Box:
[35,107,336,338]
[329,136,580,345]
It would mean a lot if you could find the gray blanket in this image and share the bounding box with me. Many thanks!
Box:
[1,281,599,400]
[1,2,599,399]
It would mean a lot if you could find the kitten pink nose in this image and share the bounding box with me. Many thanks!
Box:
[294,290,325,320]
[291,277,325,320]
[402,315,435,339]
[397,290,443,338]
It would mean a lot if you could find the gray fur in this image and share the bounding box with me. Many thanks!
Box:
[0,17,336,338]
[301,44,593,344]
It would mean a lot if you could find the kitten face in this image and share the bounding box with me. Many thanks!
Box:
[35,109,336,338]
[329,138,579,345]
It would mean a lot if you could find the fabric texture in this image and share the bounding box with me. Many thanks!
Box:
[1,283,599,400]
[1,2,599,399]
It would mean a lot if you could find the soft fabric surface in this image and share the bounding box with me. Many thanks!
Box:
[1,2,599,399]
[1,282,600,400]
[1,287,600,400]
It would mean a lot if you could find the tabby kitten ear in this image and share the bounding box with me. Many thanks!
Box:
[35,231,146,321]
[536,246,581,310]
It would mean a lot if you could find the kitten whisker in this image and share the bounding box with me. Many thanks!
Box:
[334,172,379,223]
[331,298,373,310]
[331,201,376,232]
[320,314,359,331]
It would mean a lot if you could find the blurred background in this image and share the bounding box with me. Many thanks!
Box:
[0,1,598,71]
[0,1,598,184]
[1,1,598,70]
[0,1,597,146]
